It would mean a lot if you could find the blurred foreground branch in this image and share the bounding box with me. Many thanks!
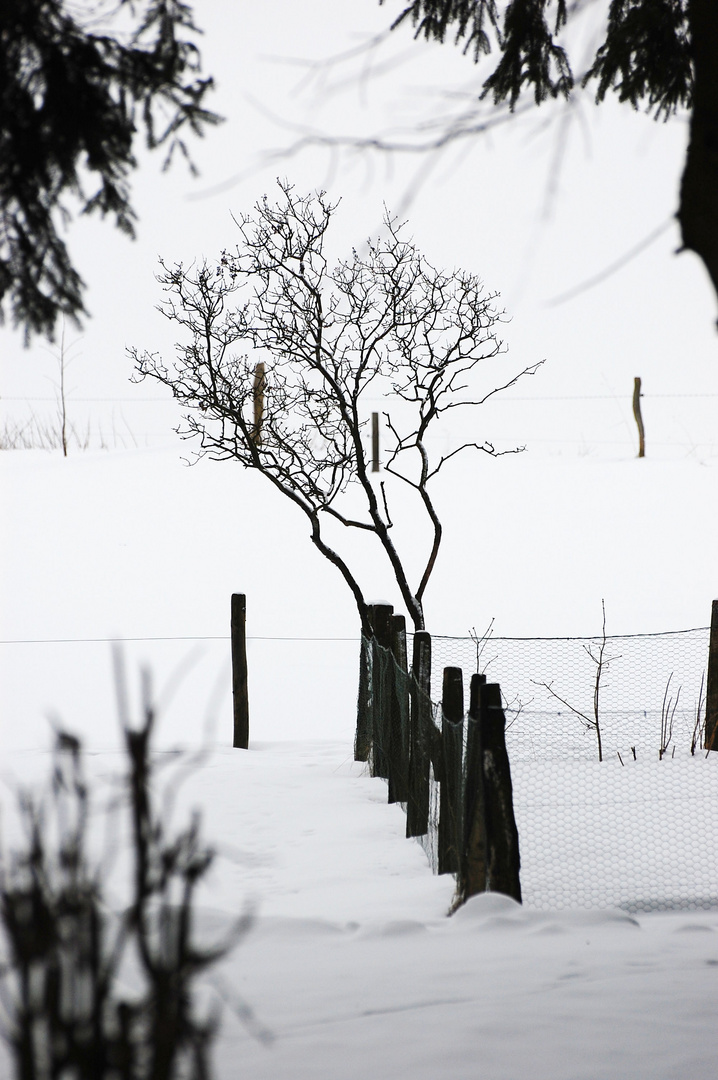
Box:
[0,657,249,1079]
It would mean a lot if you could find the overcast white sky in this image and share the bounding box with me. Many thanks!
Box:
[2,0,717,458]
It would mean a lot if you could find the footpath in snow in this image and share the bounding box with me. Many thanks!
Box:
[3,739,718,1080]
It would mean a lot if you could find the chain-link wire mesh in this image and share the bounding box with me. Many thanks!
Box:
[431,627,718,912]
[360,625,718,914]
[513,756,718,913]
[429,628,710,761]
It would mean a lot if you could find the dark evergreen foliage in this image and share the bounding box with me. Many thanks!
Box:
[481,0,571,107]
[0,0,222,342]
[385,0,692,114]
[385,3,718,314]
[585,0,692,118]
[387,0,500,60]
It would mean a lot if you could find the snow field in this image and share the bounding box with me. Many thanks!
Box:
[2,739,717,1080]
[2,448,718,1077]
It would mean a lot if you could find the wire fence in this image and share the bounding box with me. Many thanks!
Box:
[358,631,522,906]
[430,627,710,762]
[367,624,718,913]
[513,756,718,913]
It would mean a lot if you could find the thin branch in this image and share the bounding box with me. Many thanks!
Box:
[380,480,394,527]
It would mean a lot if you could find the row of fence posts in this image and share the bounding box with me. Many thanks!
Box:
[229,594,718,908]
[354,603,522,905]
[231,594,718,757]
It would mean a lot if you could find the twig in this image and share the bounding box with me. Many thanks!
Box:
[659,673,680,760]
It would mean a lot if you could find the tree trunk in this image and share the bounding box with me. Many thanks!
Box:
[678,0,718,316]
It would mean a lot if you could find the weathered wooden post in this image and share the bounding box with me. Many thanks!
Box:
[388,614,410,804]
[481,682,521,902]
[251,362,265,447]
[355,632,373,763]
[706,599,718,752]
[438,667,464,875]
[460,673,488,900]
[633,376,645,458]
[407,631,432,838]
[231,593,249,749]
[368,603,394,779]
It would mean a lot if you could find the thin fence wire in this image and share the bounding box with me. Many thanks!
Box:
[368,626,718,913]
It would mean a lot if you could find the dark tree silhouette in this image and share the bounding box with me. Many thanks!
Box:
[0,0,221,342]
[382,0,718,317]
[131,182,539,634]
[0,660,254,1079]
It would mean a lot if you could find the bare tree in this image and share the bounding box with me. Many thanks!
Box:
[130,181,540,635]
[46,319,77,458]
[533,599,618,762]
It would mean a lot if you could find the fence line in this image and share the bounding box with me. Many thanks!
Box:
[358,610,718,913]
[356,608,521,907]
[2,625,710,647]
[428,626,712,757]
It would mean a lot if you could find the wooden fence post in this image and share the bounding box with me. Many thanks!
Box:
[355,632,373,762]
[460,673,488,900]
[388,614,410,804]
[438,667,464,875]
[633,376,645,458]
[481,683,521,902]
[706,599,718,752]
[251,362,265,446]
[231,593,249,749]
[371,412,380,472]
[407,631,432,838]
[368,603,394,779]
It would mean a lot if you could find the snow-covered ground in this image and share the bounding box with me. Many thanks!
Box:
[2,447,718,1078]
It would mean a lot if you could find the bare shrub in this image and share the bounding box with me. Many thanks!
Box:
[0,667,250,1079]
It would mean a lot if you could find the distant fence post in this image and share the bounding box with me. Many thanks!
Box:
[438,667,464,875]
[231,593,249,749]
[407,631,432,838]
[706,599,718,752]
[633,376,645,458]
[481,683,521,902]
[460,673,488,901]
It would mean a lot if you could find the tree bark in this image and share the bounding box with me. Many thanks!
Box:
[678,0,718,316]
